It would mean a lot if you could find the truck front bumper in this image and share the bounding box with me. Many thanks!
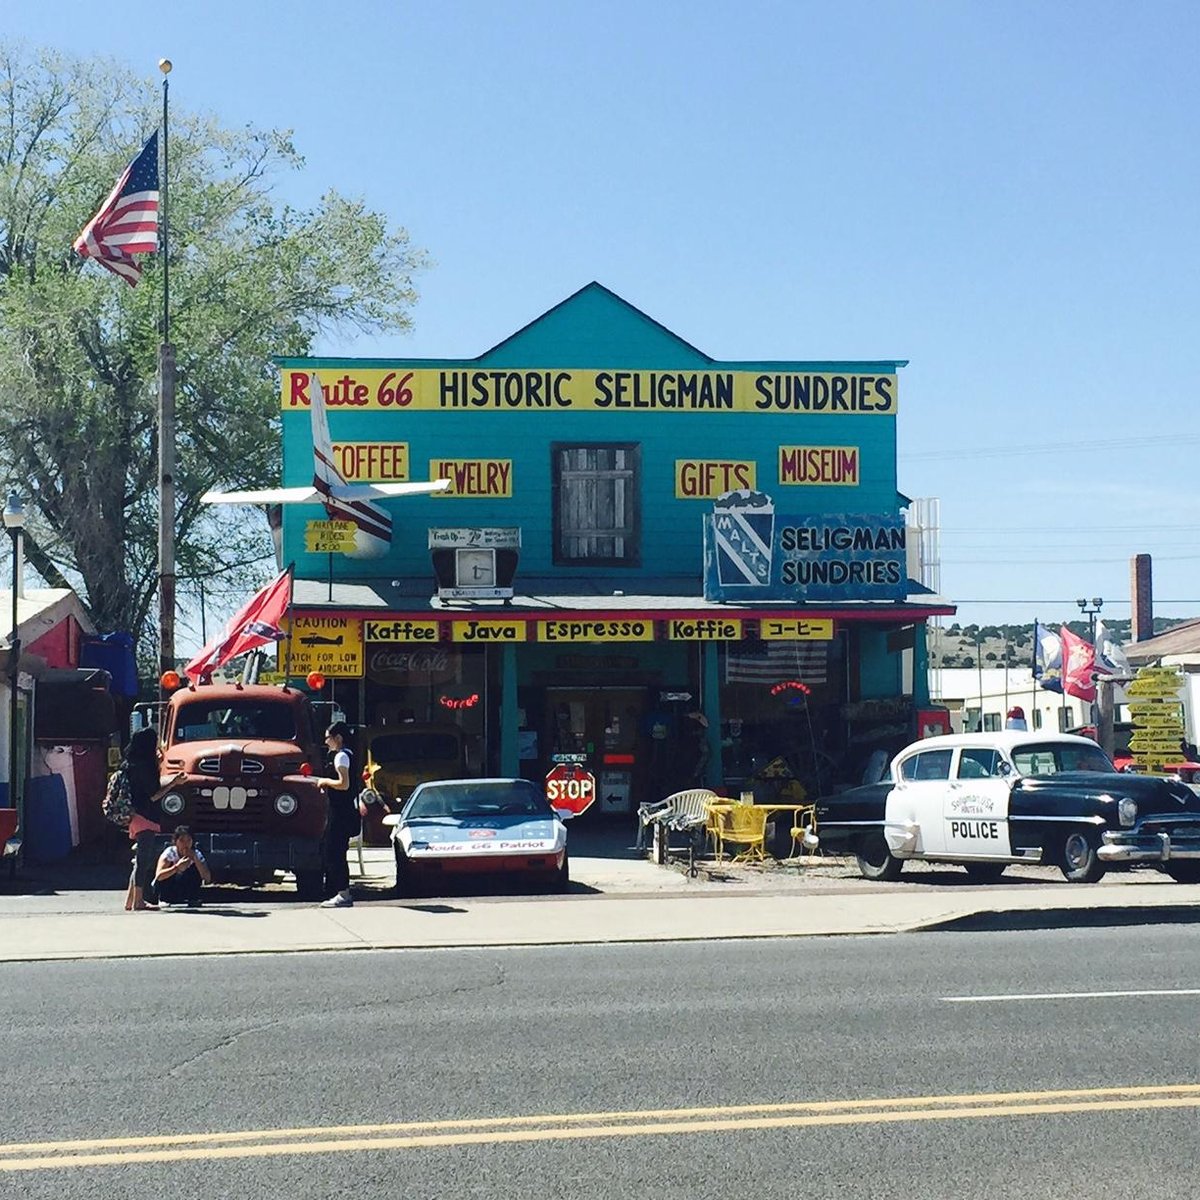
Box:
[192,833,323,876]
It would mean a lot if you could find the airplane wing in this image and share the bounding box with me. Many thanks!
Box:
[201,486,320,505]
[340,480,452,499]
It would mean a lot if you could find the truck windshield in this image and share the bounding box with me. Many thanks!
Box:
[1011,742,1116,776]
[174,701,296,742]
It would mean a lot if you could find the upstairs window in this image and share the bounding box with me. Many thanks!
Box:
[552,443,641,566]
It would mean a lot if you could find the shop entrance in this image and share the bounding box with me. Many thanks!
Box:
[543,687,646,816]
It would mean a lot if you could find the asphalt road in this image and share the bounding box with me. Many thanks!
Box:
[4,924,1200,1199]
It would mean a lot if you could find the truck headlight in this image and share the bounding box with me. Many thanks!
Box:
[274,794,298,816]
[1119,798,1138,827]
[161,793,185,816]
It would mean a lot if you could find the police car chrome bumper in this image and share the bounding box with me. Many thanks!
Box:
[1098,830,1200,863]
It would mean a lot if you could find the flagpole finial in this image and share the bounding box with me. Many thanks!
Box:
[158,58,173,74]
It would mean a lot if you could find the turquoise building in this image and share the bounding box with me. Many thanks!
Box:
[277,284,953,811]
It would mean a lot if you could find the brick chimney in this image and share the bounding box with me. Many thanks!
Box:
[1130,554,1153,642]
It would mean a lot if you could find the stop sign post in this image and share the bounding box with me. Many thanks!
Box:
[544,763,596,817]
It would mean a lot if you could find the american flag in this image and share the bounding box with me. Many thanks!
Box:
[725,641,829,685]
[73,132,159,286]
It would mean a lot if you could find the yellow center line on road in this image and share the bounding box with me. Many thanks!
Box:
[3,1085,1200,1172]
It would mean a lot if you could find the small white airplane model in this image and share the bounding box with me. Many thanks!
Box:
[202,371,448,559]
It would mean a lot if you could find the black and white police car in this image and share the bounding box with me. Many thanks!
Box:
[816,732,1200,884]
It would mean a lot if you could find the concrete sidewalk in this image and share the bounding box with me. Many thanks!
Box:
[2,845,1199,962]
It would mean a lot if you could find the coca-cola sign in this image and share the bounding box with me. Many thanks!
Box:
[367,647,457,686]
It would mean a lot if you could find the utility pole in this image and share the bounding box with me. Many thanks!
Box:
[158,58,176,685]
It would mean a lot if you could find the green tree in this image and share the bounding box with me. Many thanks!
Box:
[0,44,426,656]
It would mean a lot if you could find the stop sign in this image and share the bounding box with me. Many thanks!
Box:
[544,764,596,816]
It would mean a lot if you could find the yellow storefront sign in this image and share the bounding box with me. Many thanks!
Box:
[282,616,364,677]
[282,368,898,415]
[451,620,527,643]
[304,520,357,554]
[330,442,408,482]
[667,619,743,640]
[429,459,513,498]
[674,461,756,499]
[759,619,836,640]
[364,620,441,643]
[537,620,654,643]
[778,446,860,486]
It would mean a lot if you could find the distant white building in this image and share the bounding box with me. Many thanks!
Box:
[933,667,1094,734]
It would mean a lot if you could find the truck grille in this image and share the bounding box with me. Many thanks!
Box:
[191,794,273,833]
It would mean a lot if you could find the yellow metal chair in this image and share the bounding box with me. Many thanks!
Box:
[789,804,821,858]
[712,804,769,863]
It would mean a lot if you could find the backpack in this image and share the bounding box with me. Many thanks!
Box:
[103,764,135,828]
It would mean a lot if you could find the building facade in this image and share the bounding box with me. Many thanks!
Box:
[277,284,953,811]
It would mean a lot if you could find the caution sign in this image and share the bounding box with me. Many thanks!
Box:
[282,616,364,677]
[304,520,357,554]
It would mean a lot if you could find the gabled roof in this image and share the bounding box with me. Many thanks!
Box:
[477,281,714,367]
[1124,618,1200,665]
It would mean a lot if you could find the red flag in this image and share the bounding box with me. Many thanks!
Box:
[1059,626,1096,702]
[73,133,160,286]
[185,569,292,683]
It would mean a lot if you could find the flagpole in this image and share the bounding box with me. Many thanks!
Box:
[284,562,296,682]
[157,58,177,690]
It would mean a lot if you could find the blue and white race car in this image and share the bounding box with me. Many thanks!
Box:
[384,777,571,895]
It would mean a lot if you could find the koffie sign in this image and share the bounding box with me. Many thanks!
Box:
[703,491,908,602]
[281,369,897,414]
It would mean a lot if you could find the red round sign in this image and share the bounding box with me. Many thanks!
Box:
[544,764,596,816]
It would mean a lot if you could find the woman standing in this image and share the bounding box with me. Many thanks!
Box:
[122,728,186,911]
[317,721,357,908]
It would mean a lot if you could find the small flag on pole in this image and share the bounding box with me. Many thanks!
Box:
[73,132,160,286]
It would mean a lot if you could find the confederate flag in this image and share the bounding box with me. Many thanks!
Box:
[185,568,292,683]
[1059,625,1097,703]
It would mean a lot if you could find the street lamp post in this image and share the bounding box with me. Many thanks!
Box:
[1077,597,1103,643]
[3,493,25,817]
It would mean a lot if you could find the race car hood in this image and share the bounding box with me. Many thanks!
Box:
[396,814,567,857]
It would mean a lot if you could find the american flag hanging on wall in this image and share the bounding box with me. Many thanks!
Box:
[73,132,160,286]
[724,641,829,685]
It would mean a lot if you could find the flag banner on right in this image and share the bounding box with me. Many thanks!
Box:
[1094,620,1133,677]
[1059,625,1097,702]
[1032,621,1063,692]
[73,131,160,286]
[725,640,828,685]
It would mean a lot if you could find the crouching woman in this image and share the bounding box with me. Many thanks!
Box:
[153,826,212,908]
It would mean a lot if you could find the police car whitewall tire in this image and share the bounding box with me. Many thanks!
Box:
[856,831,903,881]
[1060,830,1105,883]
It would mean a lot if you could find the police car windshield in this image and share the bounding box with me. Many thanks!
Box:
[1011,742,1115,776]
[407,781,551,820]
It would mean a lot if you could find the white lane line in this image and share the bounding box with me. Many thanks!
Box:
[944,989,1200,1003]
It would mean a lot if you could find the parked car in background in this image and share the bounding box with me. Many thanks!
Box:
[358,723,467,844]
[385,777,571,895]
[816,732,1200,884]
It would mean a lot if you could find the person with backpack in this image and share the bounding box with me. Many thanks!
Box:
[119,729,186,912]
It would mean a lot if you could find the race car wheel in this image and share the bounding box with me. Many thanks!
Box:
[1163,862,1200,884]
[550,853,570,894]
[964,863,1007,883]
[1060,830,1105,883]
[856,831,903,882]
[393,843,414,898]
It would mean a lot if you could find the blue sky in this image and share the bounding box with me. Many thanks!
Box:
[11,0,1199,644]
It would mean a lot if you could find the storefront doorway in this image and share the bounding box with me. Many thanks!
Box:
[543,687,647,816]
